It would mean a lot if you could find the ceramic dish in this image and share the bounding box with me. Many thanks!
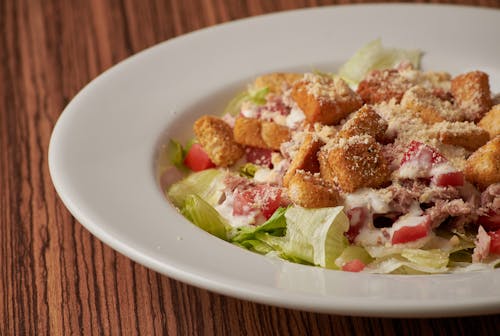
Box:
[49,4,500,317]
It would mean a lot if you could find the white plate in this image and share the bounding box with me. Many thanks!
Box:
[49,4,500,317]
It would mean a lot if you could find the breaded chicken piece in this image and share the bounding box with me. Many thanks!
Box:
[337,105,388,142]
[233,117,290,150]
[430,121,490,151]
[253,73,303,95]
[291,74,362,125]
[401,86,460,124]
[193,115,244,166]
[321,135,389,192]
[287,170,340,208]
[478,104,500,138]
[451,71,492,122]
[464,136,500,190]
[282,133,324,187]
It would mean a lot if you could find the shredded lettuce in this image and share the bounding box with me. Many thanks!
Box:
[335,246,373,268]
[259,207,349,269]
[367,248,449,274]
[231,207,287,243]
[181,194,228,240]
[239,163,259,178]
[167,169,225,208]
[338,39,422,84]
[223,86,270,116]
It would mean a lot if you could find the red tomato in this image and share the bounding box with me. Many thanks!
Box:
[488,230,500,255]
[391,215,431,245]
[401,141,445,166]
[478,210,500,231]
[245,147,274,168]
[345,207,368,243]
[232,185,282,219]
[432,171,464,187]
[183,143,216,172]
[342,259,366,272]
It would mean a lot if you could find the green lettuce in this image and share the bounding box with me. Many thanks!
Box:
[338,39,422,84]
[181,194,228,240]
[167,169,224,208]
[223,87,270,116]
[260,206,349,269]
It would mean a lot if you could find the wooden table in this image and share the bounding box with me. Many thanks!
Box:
[2,0,499,334]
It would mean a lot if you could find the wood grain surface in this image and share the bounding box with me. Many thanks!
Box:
[1,0,499,334]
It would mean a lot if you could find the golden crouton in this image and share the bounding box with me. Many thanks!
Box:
[253,73,303,95]
[451,71,492,122]
[401,86,460,124]
[233,117,290,150]
[233,117,267,148]
[478,105,500,138]
[291,74,362,125]
[287,171,340,208]
[430,121,490,151]
[337,105,388,142]
[464,136,500,190]
[321,135,389,192]
[357,68,413,104]
[261,121,291,150]
[193,115,244,166]
[283,133,324,187]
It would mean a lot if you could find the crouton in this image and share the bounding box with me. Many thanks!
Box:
[193,115,244,166]
[283,133,324,187]
[291,74,362,125]
[337,105,388,142]
[357,68,413,104]
[253,73,303,95]
[321,135,389,192]
[451,71,492,122]
[478,105,500,138]
[233,117,291,150]
[233,117,267,148]
[464,136,500,190]
[401,86,460,124]
[261,121,291,150]
[287,170,340,208]
[430,121,490,151]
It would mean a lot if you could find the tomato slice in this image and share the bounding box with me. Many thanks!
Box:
[432,171,465,187]
[245,147,273,168]
[391,215,431,245]
[342,259,366,272]
[488,230,500,255]
[401,141,445,166]
[183,143,216,172]
[478,210,500,231]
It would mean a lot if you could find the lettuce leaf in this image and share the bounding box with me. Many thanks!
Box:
[181,194,228,240]
[231,207,287,242]
[167,169,224,208]
[223,87,269,116]
[260,206,349,269]
[338,39,422,84]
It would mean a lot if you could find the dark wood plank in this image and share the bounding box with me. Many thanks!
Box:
[1,0,500,334]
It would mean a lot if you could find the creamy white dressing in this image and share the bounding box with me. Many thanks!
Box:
[344,188,391,214]
[285,106,305,129]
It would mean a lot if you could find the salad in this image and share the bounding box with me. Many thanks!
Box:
[162,40,500,274]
